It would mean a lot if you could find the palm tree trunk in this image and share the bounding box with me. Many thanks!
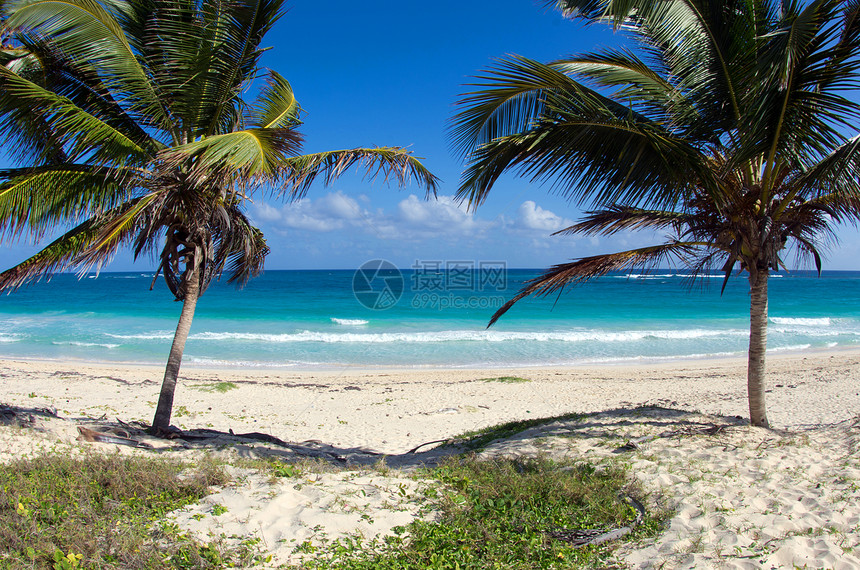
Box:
[747,271,770,428]
[152,266,200,431]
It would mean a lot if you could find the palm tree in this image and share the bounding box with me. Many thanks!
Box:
[452,0,860,427]
[0,0,437,433]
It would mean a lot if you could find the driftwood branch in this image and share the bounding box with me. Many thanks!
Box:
[547,495,646,547]
[407,439,453,454]
[76,426,153,449]
[614,424,728,452]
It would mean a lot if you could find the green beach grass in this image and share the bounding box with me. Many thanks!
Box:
[481,376,532,384]
[0,435,663,569]
[0,452,271,569]
[0,406,665,569]
[299,455,662,570]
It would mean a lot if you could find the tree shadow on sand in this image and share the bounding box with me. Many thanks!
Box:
[1,403,752,469]
[0,403,62,429]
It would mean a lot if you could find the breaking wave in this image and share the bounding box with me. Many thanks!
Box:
[770,317,832,326]
[330,318,369,326]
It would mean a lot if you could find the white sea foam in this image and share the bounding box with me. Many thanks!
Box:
[52,341,120,349]
[107,332,174,340]
[624,273,725,279]
[769,344,812,352]
[622,272,783,280]
[0,334,21,343]
[182,328,748,344]
[185,356,303,367]
[770,317,832,326]
[330,318,369,326]
[624,273,677,279]
[573,350,742,365]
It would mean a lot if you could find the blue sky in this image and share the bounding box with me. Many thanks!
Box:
[2,0,860,271]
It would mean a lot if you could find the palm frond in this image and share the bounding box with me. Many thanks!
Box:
[158,128,304,184]
[3,0,174,134]
[771,134,860,219]
[82,193,157,258]
[0,65,149,164]
[0,164,136,237]
[452,54,730,210]
[791,192,860,226]
[791,234,824,274]
[0,198,145,291]
[280,147,439,199]
[551,49,684,125]
[550,0,754,124]
[450,56,559,159]
[0,223,99,290]
[0,40,71,164]
[247,70,300,129]
[747,1,860,182]
[8,32,155,147]
[214,207,269,286]
[457,106,711,211]
[137,0,286,137]
[554,205,688,236]
[488,242,700,326]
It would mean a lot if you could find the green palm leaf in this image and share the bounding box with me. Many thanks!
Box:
[247,70,300,129]
[551,49,684,123]
[281,147,439,199]
[3,0,173,132]
[0,165,135,237]
[158,128,304,183]
[0,198,146,290]
[216,208,269,286]
[0,65,149,163]
[450,55,559,158]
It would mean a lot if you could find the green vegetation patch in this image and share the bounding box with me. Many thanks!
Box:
[301,455,662,569]
[0,453,266,569]
[482,376,531,383]
[449,413,583,451]
[189,381,239,393]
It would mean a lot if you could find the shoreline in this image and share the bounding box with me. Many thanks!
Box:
[3,341,859,371]
[3,342,858,373]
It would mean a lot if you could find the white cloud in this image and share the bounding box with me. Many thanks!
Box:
[253,203,283,223]
[254,192,484,238]
[252,193,584,264]
[396,195,478,233]
[515,201,572,233]
[252,191,364,232]
[316,192,362,220]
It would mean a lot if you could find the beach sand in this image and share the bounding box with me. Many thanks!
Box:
[1,351,859,568]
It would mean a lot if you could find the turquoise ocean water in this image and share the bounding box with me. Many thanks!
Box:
[1,268,859,368]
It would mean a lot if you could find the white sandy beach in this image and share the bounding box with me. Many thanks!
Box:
[1,351,859,568]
